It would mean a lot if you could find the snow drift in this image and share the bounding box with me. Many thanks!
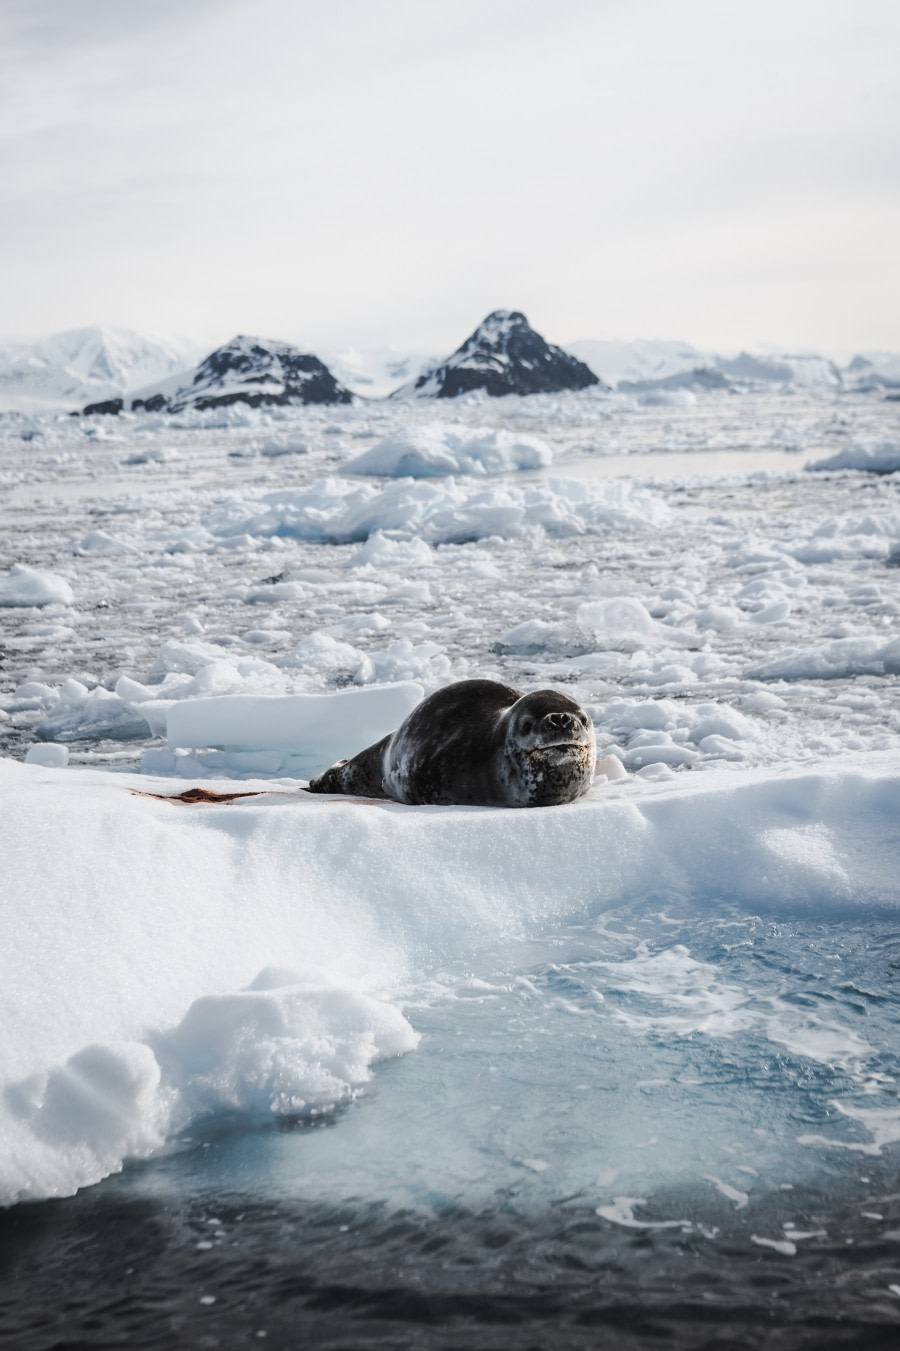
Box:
[2,748,899,1206]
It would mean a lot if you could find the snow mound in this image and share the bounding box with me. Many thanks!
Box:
[0,564,74,608]
[2,749,899,1204]
[346,422,553,477]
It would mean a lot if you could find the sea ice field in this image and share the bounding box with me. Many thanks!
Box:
[1,385,899,1348]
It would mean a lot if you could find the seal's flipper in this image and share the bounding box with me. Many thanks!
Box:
[307,736,391,798]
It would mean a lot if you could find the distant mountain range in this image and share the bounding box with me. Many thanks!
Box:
[1,318,898,415]
[0,327,206,413]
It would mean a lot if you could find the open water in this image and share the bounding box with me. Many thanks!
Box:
[3,899,899,1349]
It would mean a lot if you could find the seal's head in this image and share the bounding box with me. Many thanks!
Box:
[496,689,596,807]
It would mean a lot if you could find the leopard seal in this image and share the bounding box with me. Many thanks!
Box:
[307,678,596,807]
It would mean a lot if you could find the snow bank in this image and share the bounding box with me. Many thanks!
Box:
[807,442,900,474]
[203,474,670,546]
[0,564,74,608]
[2,749,899,1205]
[346,423,553,476]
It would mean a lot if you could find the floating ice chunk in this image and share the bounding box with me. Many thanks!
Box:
[596,753,627,782]
[346,423,553,477]
[604,699,681,732]
[634,762,677,780]
[576,599,699,652]
[114,675,157,703]
[689,706,755,742]
[123,445,179,465]
[698,735,746,760]
[179,657,285,699]
[346,532,434,570]
[746,636,900,682]
[24,744,70,767]
[704,1176,749,1209]
[691,605,742,633]
[751,1234,797,1256]
[741,691,787,713]
[0,564,74,608]
[166,683,424,766]
[750,601,792,624]
[75,530,136,555]
[259,435,307,457]
[245,580,312,604]
[624,743,699,771]
[159,971,419,1124]
[354,640,454,687]
[596,1196,689,1229]
[37,685,156,743]
[497,618,571,654]
[281,632,365,673]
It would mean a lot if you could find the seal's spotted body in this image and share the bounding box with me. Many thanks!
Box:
[308,679,595,808]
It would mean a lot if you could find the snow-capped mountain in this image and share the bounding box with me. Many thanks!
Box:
[318,345,439,399]
[394,310,603,399]
[715,351,843,390]
[126,336,354,413]
[565,338,707,388]
[617,367,731,394]
[0,327,207,413]
[843,352,900,392]
[567,339,847,393]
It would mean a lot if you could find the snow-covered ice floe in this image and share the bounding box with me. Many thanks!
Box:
[2,748,898,1206]
[345,422,553,477]
[0,564,75,608]
[203,472,669,546]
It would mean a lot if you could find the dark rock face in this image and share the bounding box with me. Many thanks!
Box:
[127,336,354,414]
[176,337,354,411]
[399,310,603,399]
[130,393,168,413]
[81,397,124,416]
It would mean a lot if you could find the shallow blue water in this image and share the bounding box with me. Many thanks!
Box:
[5,898,898,1348]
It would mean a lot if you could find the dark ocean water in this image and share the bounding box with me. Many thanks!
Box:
[3,1164,900,1350]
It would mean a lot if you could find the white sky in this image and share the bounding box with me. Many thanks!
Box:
[1,0,898,355]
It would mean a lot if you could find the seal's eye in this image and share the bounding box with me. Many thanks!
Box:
[520,718,533,735]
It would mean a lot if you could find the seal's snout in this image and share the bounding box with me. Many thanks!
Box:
[542,710,577,732]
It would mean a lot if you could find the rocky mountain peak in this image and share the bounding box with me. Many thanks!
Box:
[396,310,603,399]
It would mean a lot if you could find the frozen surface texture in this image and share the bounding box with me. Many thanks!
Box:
[1,750,898,1205]
[1,383,899,1235]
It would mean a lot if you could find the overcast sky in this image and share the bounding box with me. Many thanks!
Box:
[1,0,898,355]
